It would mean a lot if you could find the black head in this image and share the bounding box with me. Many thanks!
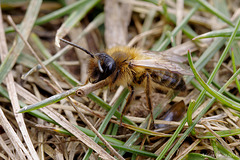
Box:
[88,52,116,83]
[59,39,116,83]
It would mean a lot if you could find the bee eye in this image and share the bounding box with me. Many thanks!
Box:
[89,53,116,83]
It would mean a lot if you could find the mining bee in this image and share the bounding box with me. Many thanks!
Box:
[60,38,192,124]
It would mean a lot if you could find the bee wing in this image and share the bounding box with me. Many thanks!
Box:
[142,50,188,63]
[130,59,193,75]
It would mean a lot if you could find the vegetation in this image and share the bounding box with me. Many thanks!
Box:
[0,0,240,159]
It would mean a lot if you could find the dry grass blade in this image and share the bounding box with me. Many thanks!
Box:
[0,0,42,85]
[162,39,213,56]
[0,109,31,160]
[0,135,15,159]
[8,17,117,157]
[0,9,38,160]
[68,98,125,160]
[2,0,240,159]
[173,139,201,160]
[55,0,100,47]
[7,16,63,92]
[128,28,163,47]
[15,84,116,160]
[9,21,121,158]
[41,107,116,160]
[201,121,233,152]
[104,0,130,47]
[176,0,184,45]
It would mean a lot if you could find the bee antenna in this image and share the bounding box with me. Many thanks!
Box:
[60,38,95,58]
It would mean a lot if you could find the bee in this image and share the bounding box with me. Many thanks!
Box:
[60,38,192,124]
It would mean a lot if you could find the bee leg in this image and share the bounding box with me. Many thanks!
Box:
[112,69,120,84]
[139,73,153,147]
[82,78,89,86]
[120,85,134,126]
[145,72,154,125]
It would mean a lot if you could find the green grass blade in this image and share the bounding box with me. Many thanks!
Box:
[17,53,38,68]
[195,0,234,27]
[231,48,240,93]
[118,98,166,156]
[155,4,199,51]
[5,0,91,33]
[198,128,240,139]
[188,51,240,111]
[30,33,80,86]
[213,0,230,18]
[191,38,226,73]
[36,0,97,25]
[211,139,239,160]
[87,93,135,126]
[22,12,104,84]
[187,100,196,135]
[190,80,213,98]
[232,42,240,66]
[158,16,240,160]
[56,0,100,40]
[183,153,216,160]
[31,13,104,76]
[109,143,157,158]
[141,0,159,5]
[0,85,57,124]
[18,87,79,113]
[83,88,129,159]
[157,37,226,160]
[193,28,240,40]
[151,25,171,50]
[202,69,240,103]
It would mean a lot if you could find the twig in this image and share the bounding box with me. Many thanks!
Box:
[76,80,108,97]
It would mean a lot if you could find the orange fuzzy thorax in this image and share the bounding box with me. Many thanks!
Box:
[106,46,147,87]
[106,46,145,60]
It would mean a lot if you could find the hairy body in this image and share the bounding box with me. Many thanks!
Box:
[89,46,186,92]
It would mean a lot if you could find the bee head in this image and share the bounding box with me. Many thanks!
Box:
[59,39,116,84]
[88,52,116,83]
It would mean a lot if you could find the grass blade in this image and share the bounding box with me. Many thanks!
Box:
[55,0,100,45]
[188,51,240,111]
[158,16,240,160]
[0,0,42,86]
[195,0,234,27]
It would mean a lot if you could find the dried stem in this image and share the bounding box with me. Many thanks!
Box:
[76,80,108,97]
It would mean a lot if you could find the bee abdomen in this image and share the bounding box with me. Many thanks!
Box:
[173,76,186,91]
[151,70,186,91]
